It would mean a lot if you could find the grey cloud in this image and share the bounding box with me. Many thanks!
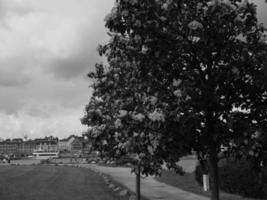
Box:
[27,107,50,118]
[46,32,107,80]
[0,71,31,87]
[0,93,25,115]
[0,0,33,20]
[0,60,32,87]
[48,52,97,79]
[252,0,267,26]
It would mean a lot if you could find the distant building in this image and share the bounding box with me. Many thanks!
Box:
[22,140,36,155]
[0,135,91,156]
[0,137,58,155]
[58,135,76,152]
[34,138,58,152]
[58,135,90,155]
[0,140,21,154]
[12,138,23,143]
[70,137,83,154]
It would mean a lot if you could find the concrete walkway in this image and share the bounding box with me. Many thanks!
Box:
[77,163,208,200]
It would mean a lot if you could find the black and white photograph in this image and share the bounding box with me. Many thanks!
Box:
[0,1,267,200]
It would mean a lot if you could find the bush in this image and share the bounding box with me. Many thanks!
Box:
[195,159,267,199]
[219,159,267,198]
[40,159,50,164]
[115,155,135,166]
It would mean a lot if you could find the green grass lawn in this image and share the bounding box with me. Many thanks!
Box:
[0,165,128,200]
[155,170,260,200]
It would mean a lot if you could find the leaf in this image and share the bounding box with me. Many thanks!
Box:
[188,20,203,30]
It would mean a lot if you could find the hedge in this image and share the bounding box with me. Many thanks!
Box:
[195,159,267,199]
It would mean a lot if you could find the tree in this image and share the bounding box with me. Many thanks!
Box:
[81,47,190,173]
[82,1,267,200]
[81,48,189,200]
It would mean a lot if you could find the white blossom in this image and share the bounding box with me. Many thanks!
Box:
[91,127,101,137]
[95,96,104,102]
[129,0,138,5]
[114,119,123,128]
[140,132,145,138]
[236,33,247,43]
[248,150,254,156]
[101,77,107,82]
[132,113,146,122]
[172,79,182,87]
[237,0,248,9]
[207,0,217,7]
[149,96,158,105]
[133,132,139,137]
[107,80,114,86]
[232,67,239,75]
[141,45,148,54]
[113,73,119,80]
[134,154,140,161]
[162,3,168,10]
[197,2,203,11]
[94,80,101,87]
[185,95,192,101]
[252,131,261,139]
[95,109,103,116]
[114,132,121,138]
[102,140,107,145]
[259,31,267,44]
[118,110,128,118]
[188,20,203,30]
[105,115,111,121]
[147,145,154,155]
[173,89,182,98]
[221,0,236,9]
[148,110,165,122]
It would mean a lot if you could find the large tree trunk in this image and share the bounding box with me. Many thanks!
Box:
[208,147,219,200]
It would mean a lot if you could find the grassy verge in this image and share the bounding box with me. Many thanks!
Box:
[0,165,130,200]
[155,169,259,200]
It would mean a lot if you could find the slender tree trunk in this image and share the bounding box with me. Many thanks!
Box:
[136,164,141,200]
[208,147,219,200]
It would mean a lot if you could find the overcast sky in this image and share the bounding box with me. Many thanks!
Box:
[0,0,115,139]
[0,0,266,140]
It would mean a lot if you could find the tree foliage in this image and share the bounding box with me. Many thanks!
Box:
[82,1,267,199]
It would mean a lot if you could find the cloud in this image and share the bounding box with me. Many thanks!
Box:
[251,0,267,26]
[0,109,87,139]
[0,71,30,87]
[26,107,50,118]
[0,0,33,26]
[46,39,102,80]
[0,0,115,139]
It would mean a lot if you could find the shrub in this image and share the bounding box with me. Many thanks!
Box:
[115,155,135,166]
[195,159,267,199]
[40,159,50,164]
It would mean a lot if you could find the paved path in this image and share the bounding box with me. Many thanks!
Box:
[77,163,208,200]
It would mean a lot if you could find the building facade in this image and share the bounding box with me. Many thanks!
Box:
[0,135,90,156]
[0,137,59,156]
